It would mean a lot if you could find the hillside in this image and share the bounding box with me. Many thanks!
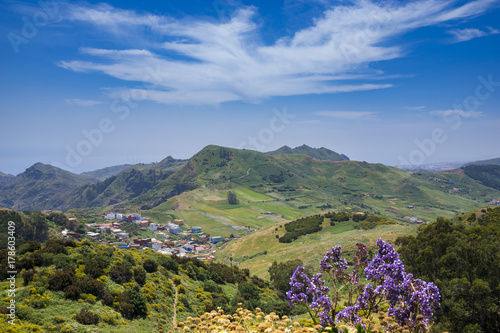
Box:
[215,212,417,278]
[81,164,133,181]
[465,156,500,166]
[266,144,349,161]
[0,238,290,332]
[0,171,15,187]
[462,164,500,191]
[2,145,500,219]
[126,146,500,240]
[68,157,187,209]
[0,158,187,211]
[0,163,98,211]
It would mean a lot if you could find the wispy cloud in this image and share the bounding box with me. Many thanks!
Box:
[447,27,500,43]
[405,106,426,110]
[315,111,377,120]
[54,0,499,105]
[65,99,104,107]
[430,110,483,118]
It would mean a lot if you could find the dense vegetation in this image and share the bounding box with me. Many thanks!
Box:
[396,207,500,333]
[462,164,500,191]
[0,238,292,332]
[0,210,50,250]
[278,212,396,243]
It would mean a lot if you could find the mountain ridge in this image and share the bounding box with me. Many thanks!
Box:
[266,144,349,161]
[1,146,500,218]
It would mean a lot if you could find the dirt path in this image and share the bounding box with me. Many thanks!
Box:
[172,280,178,328]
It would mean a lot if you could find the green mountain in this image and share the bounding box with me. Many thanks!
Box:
[267,144,349,161]
[81,164,133,181]
[0,163,98,211]
[462,164,500,191]
[465,156,500,166]
[68,157,187,209]
[2,146,500,220]
[110,146,500,240]
[0,171,15,187]
[0,158,187,211]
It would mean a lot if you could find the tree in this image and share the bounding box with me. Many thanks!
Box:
[227,191,239,205]
[268,259,306,297]
[396,210,500,333]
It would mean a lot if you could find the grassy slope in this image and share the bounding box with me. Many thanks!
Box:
[215,217,418,279]
[133,147,500,239]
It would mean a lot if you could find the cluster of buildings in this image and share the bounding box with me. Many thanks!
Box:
[61,212,229,261]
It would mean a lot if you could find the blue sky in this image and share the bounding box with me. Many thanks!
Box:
[1,0,500,175]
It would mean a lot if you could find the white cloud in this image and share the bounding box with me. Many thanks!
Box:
[405,106,426,110]
[430,110,483,118]
[64,99,104,107]
[315,111,377,120]
[56,0,499,105]
[448,27,500,43]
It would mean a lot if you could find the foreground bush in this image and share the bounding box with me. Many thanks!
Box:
[173,307,320,333]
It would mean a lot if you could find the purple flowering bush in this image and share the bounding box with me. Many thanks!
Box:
[287,239,440,332]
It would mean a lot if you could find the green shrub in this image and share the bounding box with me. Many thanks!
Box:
[54,315,66,323]
[177,285,186,294]
[133,267,146,286]
[22,269,35,286]
[48,268,76,291]
[74,308,99,325]
[101,312,121,325]
[64,285,81,300]
[172,275,182,285]
[101,289,114,307]
[60,324,76,332]
[143,259,158,273]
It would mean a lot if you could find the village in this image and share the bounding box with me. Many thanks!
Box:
[60,212,251,261]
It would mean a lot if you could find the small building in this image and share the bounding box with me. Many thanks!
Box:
[409,217,418,223]
[86,232,101,239]
[156,232,169,239]
[191,226,202,233]
[133,238,152,246]
[174,219,184,225]
[210,236,223,244]
[195,246,207,254]
[489,199,500,206]
[118,245,129,250]
[117,232,129,239]
[104,213,116,220]
[232,226,247,231]
[67,232,81,239]
[169,226,181,234]
[98,223,113,232]
[152,243,162,250]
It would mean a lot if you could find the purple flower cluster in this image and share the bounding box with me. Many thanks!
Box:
[286,267,333,326]
[337,239,440,330]
[287,239,440,332]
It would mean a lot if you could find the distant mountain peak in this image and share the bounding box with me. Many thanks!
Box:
[266,145,349,161]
